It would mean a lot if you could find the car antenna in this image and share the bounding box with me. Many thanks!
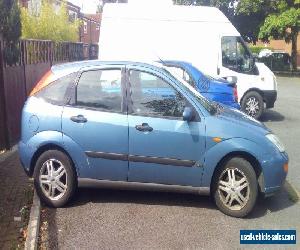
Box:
[157,56,166,65]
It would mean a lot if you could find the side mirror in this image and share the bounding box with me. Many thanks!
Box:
[224,76,237,85]
[183,107,194,122]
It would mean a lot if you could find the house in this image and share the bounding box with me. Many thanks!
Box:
[80,13,101,44]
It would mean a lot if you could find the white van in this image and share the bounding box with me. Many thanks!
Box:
[99,1,277,119]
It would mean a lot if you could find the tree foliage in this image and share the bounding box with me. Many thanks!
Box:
[0,0,21,65]
[238,0,300,70]
[21,1,80,42]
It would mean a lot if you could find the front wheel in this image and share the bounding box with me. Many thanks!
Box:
[33,150,76,207]
[241,91,264,120]
[213,157,258,218]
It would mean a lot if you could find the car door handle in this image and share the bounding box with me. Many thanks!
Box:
[135,123,153,132]
[70,115,87,123]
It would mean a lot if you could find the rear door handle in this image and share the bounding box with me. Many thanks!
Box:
[70,115,87,123]
[135,123,153,132]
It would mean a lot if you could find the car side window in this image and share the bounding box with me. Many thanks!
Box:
[35,73,75,104]
[128,70,187,119]
[76,69,123,112]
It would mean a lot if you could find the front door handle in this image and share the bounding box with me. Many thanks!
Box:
[70,115,87,123]
[135,123,153,132]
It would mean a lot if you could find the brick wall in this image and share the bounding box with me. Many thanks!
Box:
[80,14,101,44]
[256,33,300,68]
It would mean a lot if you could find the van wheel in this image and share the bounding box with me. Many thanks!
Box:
[213,157,258,218]
[241,91,264,119]
[33,150,76,207]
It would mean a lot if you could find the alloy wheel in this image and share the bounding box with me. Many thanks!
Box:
[245,97,260,117]
[217,168,250,211]
[39,159,68,201]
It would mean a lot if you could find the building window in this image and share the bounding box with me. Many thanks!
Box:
[68,10,77,22]
[96,25,100,31]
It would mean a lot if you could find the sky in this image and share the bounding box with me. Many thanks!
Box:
[68,0,99,14]
[68,0,174,13]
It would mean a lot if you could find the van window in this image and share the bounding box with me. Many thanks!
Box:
[222,36,253,73]
[76,69,123,112]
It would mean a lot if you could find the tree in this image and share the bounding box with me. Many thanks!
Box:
[238,0,300,70]
[21,1,80,42]
[0,0,21,65]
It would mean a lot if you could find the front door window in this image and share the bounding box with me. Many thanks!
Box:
[128,70,187,119]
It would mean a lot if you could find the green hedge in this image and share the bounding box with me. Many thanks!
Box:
[249,46,273,54]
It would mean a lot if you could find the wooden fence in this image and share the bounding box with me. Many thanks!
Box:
[0,39,98,150]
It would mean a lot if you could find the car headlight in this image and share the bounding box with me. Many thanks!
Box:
[266,134,285,152]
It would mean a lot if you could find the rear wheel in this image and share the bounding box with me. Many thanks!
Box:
[33,150,76,207]
[241,91,264,119]
[213,157,258,218]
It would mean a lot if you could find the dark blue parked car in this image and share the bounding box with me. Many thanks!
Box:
[162,60,240,109]
[19,61,288,218]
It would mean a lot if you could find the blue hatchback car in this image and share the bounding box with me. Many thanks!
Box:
[19,61,288,217]
[162,60,240,109]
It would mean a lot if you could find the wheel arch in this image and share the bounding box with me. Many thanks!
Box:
[210,151,265,193]
[240,88,265,103]
[29,143,78,178]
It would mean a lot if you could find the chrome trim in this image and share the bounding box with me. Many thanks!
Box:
[78,178,210,195]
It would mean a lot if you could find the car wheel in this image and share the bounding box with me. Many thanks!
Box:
[213,157,258,218]
[33,150,76,207]
[241,91,264,119]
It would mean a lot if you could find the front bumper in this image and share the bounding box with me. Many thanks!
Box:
[263,90,277,109]
[261,151,288,196]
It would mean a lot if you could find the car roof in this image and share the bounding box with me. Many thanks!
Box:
[51,60,164,78]
[162,60,194,67]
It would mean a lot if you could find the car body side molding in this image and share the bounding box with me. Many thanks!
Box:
[85,151,128,161]
[85,151,197,167]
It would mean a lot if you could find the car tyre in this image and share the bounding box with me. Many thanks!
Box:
[213,157,258,218]
[33,150,76,207]
[241,91,264,120]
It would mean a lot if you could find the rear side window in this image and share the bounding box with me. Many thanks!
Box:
[76,69,123,112]
[35,73,75,104]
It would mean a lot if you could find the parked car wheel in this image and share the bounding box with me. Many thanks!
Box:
[241,91,264,119]
[213,157,258,218]
[33,150,76,207]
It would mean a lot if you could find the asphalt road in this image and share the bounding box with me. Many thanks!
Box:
[261,77,300,191]
[45,77,300,250]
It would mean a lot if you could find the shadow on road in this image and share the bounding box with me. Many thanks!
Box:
[260,110,285,122]
[69,188,215,210]
[66,185,296,219]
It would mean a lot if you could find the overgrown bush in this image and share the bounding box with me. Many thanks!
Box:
[21,1,80,42]
[0,0,21,65]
